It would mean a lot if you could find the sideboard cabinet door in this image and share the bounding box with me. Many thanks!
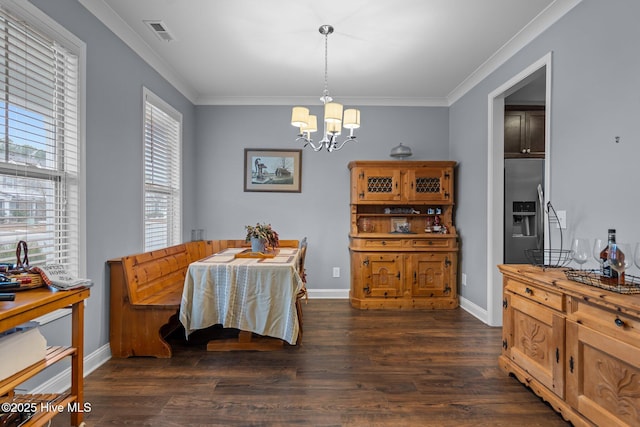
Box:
[505,292,565,398]
[566,321,640,427]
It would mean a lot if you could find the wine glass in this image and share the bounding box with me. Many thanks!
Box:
[571,238,589,268]
[607,242,633,286]
[593,238,606,270]
[635,243,640,270]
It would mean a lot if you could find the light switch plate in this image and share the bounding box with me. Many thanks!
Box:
[556,210,566,229]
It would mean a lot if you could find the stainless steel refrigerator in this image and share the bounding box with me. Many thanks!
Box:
[504,158,544,263]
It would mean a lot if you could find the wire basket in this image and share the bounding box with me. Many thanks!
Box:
[525,248,573,268]
[565,269,640,294]
[523,201,573,268]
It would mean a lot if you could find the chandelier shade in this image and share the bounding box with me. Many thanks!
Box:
[291,106,309,128]
[300,114,317,136]
[291,25,360,152]
[324,102,343,123]
[343,109,360,129]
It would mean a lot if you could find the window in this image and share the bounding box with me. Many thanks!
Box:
[0,4,83,275]
[143,88,181,251]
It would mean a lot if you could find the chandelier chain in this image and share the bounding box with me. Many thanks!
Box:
[323,31,329,100]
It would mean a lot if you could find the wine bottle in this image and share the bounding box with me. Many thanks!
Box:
[599,228,619,281]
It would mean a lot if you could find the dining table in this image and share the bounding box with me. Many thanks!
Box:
[179,246,304,350]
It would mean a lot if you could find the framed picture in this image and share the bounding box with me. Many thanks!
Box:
[390,217,409,233]
[244,149,302,192]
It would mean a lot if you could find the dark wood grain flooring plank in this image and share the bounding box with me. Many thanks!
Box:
[50,299,569,426]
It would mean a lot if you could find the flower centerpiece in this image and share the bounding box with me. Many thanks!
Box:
[245,223,279,253]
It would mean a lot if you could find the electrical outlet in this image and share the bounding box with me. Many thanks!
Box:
[332,267,340,278]
[462,273,467,286]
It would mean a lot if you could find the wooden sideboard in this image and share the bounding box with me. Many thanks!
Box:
[498,264,640,427]
[348,161,458,309]
[0,287,90,427]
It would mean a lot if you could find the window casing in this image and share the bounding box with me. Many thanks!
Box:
[0,4,83,275]
[143,88,181,251]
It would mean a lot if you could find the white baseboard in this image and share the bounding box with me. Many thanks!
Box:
[28,343,112,394]
[458,295,490,325]
[307,288,349,299]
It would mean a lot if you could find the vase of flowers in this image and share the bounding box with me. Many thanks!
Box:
[245,223,279,253]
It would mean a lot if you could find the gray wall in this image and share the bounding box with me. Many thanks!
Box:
[195,105,450,291]
[26,0,198,384]
[450,0,640,310]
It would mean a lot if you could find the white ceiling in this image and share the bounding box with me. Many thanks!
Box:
[79,0,579,106]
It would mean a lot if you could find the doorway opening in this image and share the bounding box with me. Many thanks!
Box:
[486,52,552,327]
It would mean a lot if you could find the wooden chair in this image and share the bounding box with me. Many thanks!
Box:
[297,237,307,284]
[278,239,300,248]
[295,237,308,343]
[239,239,299,248]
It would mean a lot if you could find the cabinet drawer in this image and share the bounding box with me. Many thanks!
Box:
[571,300,640,348]
[505,278,563,311]
[360,239,404,249]
[406,238,455,249]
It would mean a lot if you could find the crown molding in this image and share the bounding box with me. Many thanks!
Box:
[78,0,198,104]
[447,0,582,105]
[194,95,450,107]
[79,0,581,108]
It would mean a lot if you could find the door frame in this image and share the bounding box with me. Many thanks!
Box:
[486,52,552,326]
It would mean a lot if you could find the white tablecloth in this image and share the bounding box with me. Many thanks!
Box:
[179,247,304,345]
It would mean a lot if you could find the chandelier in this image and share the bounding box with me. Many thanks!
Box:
[291,25,360,152]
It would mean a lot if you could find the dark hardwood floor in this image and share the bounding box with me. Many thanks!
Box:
[52,299,569,426]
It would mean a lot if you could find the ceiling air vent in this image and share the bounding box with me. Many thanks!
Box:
[144,20,175,42]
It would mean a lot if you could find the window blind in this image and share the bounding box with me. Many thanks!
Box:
[0,8,80,273]
[143,89,181,251]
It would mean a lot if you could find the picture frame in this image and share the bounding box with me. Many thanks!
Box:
[244,149,302,193]
[390,217,409,233]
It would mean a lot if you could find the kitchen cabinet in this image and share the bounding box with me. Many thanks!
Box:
[348,161,458,310]
[504,107,545,158]
[499,264,640,427]
[0,286,90,427]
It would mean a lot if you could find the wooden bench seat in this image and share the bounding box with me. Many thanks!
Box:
[108,240,243,358]
[109,239,303,358]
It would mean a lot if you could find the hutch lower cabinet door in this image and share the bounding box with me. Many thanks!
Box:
[408,252,455,298]
[353,252,404,299]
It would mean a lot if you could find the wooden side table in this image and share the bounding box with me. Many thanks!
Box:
[0,287,90,426]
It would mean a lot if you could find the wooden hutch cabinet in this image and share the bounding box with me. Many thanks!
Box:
[499,264,640,427]
[348,161,458,309]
